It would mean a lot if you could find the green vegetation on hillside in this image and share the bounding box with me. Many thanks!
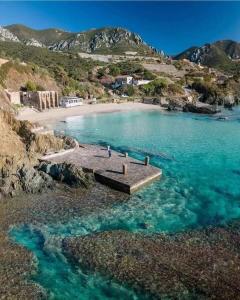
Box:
[98,61,156,80]
[0,60,35,87]
[0,41,100,83]
[6,24,72,45]
[0,41,105,96]
[24,80,45,92]
[140,78,184,97]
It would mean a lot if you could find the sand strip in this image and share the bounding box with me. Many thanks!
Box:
[17,102,165,126]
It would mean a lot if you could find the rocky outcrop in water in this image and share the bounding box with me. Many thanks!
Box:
[62,224,240,299]
[38,161,92,188]
[183,103,219,114]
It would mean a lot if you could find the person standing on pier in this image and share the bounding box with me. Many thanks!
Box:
[107,146,112,158]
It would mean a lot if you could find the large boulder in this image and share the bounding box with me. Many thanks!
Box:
[0,165,53,197]
[167,97,185,111]
[183,103,219,114]
[38,161,92,188]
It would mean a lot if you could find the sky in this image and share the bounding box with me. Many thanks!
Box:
[0,1,240,54]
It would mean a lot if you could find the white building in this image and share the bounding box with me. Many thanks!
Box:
[112,76,133,89]
[60,96,83,108]
[133,79,152,86]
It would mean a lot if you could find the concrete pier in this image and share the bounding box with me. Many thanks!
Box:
[42,144,162,194]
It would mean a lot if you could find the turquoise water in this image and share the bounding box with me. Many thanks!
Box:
[11,108,240,299]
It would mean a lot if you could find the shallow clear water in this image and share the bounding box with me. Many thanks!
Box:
[11,108,240,299]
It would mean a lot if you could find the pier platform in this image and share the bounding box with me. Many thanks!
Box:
[42,144,162,194]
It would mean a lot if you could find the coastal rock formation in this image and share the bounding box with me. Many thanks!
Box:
[62,225,240,299]
[0,164,53,197]
[167,98,186,111]
[0,111,55,197]
[38,161,93,188]
[0,110,83,198]
[183,103,219,114]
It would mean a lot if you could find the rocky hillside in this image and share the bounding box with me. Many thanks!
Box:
[0,110,92,198]
[1,24,156,55]
[175,40,240,72]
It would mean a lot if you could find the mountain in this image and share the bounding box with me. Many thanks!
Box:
[175,40,240,69]
[0,24,156,55]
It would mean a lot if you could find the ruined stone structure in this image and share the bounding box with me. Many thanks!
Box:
[6,90,21,105]
[21,91,59,111]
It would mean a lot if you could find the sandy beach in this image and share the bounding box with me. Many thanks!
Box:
[17,102,165,126]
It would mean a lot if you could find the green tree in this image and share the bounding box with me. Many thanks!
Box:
[141,78,168,96]
[25,81,37,91]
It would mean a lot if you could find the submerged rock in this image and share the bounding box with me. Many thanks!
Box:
[38,161,93,188]
[62,225,240,299]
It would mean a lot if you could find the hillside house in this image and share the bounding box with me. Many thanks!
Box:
[112,76,152,89]
[112,76,133,89]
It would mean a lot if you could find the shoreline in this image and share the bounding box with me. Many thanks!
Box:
[16,102,166,126]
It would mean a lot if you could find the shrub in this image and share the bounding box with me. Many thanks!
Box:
[97,67,106,78]
[141,78,168,96]
[25,80,37,91]
[168,83,184,95]
[143,69,156,80]
[109,65,121,77]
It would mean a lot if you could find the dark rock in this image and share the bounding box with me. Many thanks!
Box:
[18,166,53,193]
[183,103,220,114]
[167,98,185,111]
[0,165,53,197]
[38,161,92,188]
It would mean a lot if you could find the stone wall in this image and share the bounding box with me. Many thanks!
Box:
[21,91,59,111]
[6,91,21,105]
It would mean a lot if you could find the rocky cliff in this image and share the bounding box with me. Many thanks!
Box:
[0,110,91,198]
[1,24,156,55]
[175,40,240,71]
